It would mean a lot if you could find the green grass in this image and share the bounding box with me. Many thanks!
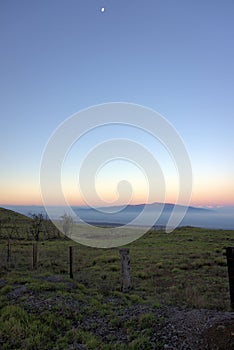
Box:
[0,208,234,349]
[1,228,233,309]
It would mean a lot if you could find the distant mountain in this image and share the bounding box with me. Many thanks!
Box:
[95,202,213,213]
[74,202,214,227]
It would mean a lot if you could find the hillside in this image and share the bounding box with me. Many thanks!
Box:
[0,207,31,223]
[0,207,64,241]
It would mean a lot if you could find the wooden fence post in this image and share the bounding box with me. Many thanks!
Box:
[226,247,234,310]
[119,248,132,292]
[69,246,74,279]
[33,242,38,270]
[7,238,11,262]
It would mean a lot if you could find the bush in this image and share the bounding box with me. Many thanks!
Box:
[0,305,49,349]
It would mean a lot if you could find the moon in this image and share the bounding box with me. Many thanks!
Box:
[101,7,105,13]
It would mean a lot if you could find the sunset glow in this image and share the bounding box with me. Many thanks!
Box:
[0,1,233,210]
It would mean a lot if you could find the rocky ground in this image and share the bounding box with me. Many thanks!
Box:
[2,276,234,349]
[96,302,234,350]
[154,306,234,350]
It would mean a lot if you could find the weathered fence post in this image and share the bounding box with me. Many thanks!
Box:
[7,238,11,262]
[119,248,132,292]
[33,242,38,270]
[69,246,74,279]
[226,247,234,310]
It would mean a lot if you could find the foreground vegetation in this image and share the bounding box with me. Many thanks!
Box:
[0,208,233,349]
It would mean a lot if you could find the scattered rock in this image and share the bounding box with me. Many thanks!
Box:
[7,285,28,299]
[154,306,234,350]
[3,276,234,349]
[0,279,6,288]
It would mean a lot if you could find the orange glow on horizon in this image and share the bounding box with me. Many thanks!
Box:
[1,196,234,207]
[1,180,234,207]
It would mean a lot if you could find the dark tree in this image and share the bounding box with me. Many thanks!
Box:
[30,213,45,241]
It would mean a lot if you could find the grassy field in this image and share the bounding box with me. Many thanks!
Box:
[0,208,233,349]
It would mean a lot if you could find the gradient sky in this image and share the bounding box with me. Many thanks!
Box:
[1,0,234,207]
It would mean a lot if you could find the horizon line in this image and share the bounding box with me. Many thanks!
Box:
[1,202,232,209]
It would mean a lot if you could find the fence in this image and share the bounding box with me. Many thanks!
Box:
[2,240,234,307]
[226,247,234,310]
[1,240,132,293]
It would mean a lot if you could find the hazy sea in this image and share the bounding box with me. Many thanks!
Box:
[2,204,234,230]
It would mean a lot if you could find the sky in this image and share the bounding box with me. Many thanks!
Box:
[0,0,234,208]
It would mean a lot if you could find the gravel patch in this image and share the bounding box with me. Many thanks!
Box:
[153,306,234,350]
